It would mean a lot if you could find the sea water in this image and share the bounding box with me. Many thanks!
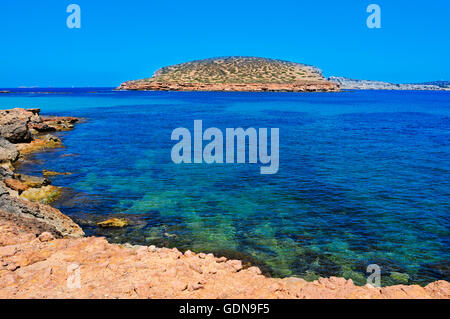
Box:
[1,88,449,286]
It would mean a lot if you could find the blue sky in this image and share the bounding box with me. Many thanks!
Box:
[1,0,449,87]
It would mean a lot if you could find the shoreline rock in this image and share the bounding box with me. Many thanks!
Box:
[0,108,84,238]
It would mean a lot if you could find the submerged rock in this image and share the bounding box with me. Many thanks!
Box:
[390,272,410,284]
[42,170,72,177]
[97,218,130,228]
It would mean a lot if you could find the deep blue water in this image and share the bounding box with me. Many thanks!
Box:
[1,88,449,286]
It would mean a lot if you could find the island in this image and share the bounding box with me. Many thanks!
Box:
[117,57,339,92]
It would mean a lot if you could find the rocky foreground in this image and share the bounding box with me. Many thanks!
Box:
[117,57,339,92]
[0,108,449,299]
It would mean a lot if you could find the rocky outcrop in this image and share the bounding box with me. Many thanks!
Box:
[16,134,63,156]
[0,108,43,143]
[117,57,339,92]
[329,76,450,91]
[0,184,83,238]
[0,223,448,299]
[0,108,84,239]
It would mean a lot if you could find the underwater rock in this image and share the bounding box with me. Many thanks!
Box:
[390,272,410,284]
[97,217,130,228]
[42,170,72,177]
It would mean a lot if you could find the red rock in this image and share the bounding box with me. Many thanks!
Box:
[247,266,262,275]
[38,232,55,242]
[4,178,28,193]
[226,260,243,272]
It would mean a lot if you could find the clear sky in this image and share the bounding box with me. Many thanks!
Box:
[1,0,449,87]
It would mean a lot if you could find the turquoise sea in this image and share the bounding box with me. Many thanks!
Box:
[1,88,449,286]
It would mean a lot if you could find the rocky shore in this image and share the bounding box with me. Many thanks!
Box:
[117,80,339,93]
[0,108,448,299]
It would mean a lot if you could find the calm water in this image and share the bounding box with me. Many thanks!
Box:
[1,88,449,286]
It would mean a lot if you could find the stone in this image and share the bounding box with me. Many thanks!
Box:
[97,218,129,228]
[4,178,28,193]
[184,250,194,257]
[42,170,72,177]
[226,260,243,272]
[247,266,262,275]
[0,137,19,163]
[0,108,35,143]
[20,185,61,204]
[216,256,227,263]
[31,123,56,132]
[0,167,14,179]
[38,232,55,242]
[15,135,63,156]
[16,174,51,188]
[0,185,84,238]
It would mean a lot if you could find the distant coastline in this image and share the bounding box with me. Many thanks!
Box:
[329,77,450,91]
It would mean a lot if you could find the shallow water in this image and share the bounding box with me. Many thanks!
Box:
[2,88,449,286]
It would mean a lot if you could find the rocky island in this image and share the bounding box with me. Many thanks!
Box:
[0,108,449,299]
[117,57,339,92]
